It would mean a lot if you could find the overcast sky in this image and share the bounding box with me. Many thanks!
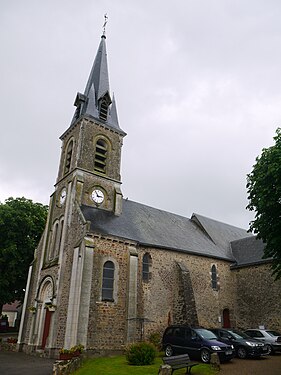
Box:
[1,0,280,230]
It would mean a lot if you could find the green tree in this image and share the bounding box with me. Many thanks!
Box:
[246,128,281,279]
[0,197,48,314]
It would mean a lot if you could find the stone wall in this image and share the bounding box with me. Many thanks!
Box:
[53,357,82,375]
[87,236,133,352]
[76,236,239,352]
[233,264,281,331]
[137,246,237,340]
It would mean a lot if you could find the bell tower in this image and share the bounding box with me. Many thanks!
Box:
[54,32,126,217]
[19,24,129,355]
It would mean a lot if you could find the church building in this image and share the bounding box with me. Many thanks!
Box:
[18,30,281,358]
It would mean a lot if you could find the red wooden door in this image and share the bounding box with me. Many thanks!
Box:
[223,308,230,328]
[41,310,52,349]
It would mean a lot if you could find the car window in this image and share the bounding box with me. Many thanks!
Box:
[174,328,185,338]
[185,329,192,340]
[246,330,263,338]
[196,329,217,340]
[220,331,231,339]
[245,331,253,337]
[230,330,247,339]
[165,328,173,337]
[191,330,199,340]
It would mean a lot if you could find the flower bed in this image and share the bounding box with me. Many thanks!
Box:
[59,344,84,360]
[59,352,74,360]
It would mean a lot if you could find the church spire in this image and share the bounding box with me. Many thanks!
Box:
[84,35,110,102]
[71,20,123,132]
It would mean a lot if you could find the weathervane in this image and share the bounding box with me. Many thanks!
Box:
[102,13,108,36]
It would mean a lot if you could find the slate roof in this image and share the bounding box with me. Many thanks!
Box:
[230,236,268,267]
[81,199,259,263]
[191,213,253,258]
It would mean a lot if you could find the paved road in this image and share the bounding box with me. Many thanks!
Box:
[0,351,54,375]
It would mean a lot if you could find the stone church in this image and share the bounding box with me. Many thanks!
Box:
[18,31,281,358]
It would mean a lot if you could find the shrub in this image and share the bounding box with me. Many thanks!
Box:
[70,344,84,353]
[125,342,156,365]
[7,337,17,344]
[59,348,72,354]
[148,332,162,351]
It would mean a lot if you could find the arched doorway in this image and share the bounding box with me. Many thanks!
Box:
[222,308,230,328]
[36,277,54,349]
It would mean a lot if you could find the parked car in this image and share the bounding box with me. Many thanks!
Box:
[210,328,268,359]
[244,329,281,355]
[0,318,9,332]
[162,325,235,363]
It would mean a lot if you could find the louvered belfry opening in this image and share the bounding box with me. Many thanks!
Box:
[64,140,73,174]
[99,98,108,121]
[94,138,107,173]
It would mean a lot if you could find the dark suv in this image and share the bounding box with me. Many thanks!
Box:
[210,328,268,359]
[162,326,235,363]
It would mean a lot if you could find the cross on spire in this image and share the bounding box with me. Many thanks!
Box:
[102,14,108,36]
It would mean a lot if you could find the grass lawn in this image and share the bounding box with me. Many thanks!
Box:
[73,354,217,375]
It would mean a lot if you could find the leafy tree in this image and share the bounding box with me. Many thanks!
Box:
[246,128,281,279]
[0,197,48,314]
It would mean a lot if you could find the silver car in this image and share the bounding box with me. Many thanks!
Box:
[244,329,281,354]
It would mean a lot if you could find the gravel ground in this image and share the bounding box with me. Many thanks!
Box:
[219,354,281,375]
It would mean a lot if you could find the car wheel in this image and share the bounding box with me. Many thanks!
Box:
[237,347,247,359]
[200,348,210,363]
[265,344,273,355]
[165,345,173,357]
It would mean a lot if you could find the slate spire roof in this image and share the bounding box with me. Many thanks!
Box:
[84,35,110,102]
[70,35,124,133]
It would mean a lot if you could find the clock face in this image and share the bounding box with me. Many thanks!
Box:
[59,188,67,205]
[91,189,104,204]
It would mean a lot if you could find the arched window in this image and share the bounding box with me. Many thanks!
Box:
[211,264,218,290]
[64,140,73,174]
[102,261,115,301]
[54,219,64,258]
[49,222,59,260]
[142,253,152,282]
[47,217,64,261]
[94,138,108,173]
